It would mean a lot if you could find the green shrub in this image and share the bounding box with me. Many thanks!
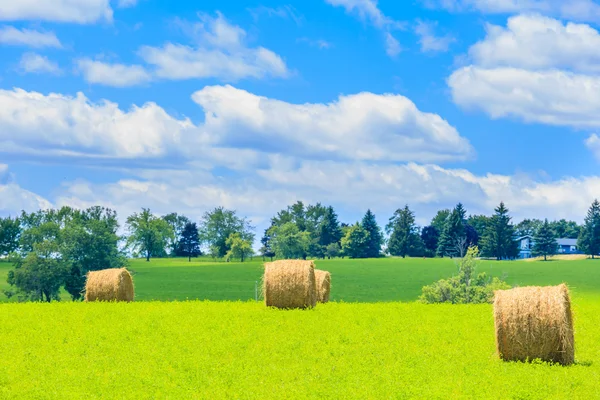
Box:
[419,246,511,304]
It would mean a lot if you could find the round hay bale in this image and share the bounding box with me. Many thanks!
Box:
[85,268,134,302]
[493,283,574,365]
[314,269,331,303]
[263,260,316,309]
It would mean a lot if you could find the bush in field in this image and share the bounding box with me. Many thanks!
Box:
[419,246,511,304]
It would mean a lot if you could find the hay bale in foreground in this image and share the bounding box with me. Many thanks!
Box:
[493,283,574,365]
[314,269,331,303]
[263,260,316,309]
[85,268,134,302]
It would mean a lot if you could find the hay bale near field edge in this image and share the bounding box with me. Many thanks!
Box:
[315,269,331,303]
[493,283,574,365]
[85,268,134,302]
[263,260,316,309]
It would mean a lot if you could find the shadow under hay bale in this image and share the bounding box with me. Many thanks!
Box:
[314,269,331,303]
[263,260,316,309]
[493,283,574,365]
[85,268,134,302]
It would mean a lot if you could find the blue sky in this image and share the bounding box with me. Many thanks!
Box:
[2,0,600,243]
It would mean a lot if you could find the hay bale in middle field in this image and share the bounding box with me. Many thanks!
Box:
[493,283,574,365]
[263,260,316,309]
[314,269,331,303]
[85,268,134,302]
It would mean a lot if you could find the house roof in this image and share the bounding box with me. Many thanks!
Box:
[557,238,578,246]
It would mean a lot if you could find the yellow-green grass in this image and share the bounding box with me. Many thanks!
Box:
[1,300,599,399]
[1,257,600,302]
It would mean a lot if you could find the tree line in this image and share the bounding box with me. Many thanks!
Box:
[1,199,600,302]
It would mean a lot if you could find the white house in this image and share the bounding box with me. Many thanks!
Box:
[516,235,581,259]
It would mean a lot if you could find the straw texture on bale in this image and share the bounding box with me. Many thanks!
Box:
[85,268,134,302]
[263,260,316,309]
[493,284,574,365]
[314,269,331,303]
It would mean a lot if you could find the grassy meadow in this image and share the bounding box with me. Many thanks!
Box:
[3,255,599,303]
[1,257,600,398]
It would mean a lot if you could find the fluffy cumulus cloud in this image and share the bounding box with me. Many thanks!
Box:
[468,14,600,72]
[191,85,474,163]
[138,12,289,82]
[0,0,113,24]
[429,0,600,23]
[18,53,61,75]
[0,88,201,159]
[0,26,62,48]
[0,85,473,164]
[449,67,600,127]
[449,14,600,128]
[76,59,151,87]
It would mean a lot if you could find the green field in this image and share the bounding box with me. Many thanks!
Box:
[1,257,600,398]
[3,256,599,303]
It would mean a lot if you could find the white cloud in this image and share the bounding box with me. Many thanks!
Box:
[325,0,405,57]
[415,21,455,53]
[449,67,600,127]
[325,0,393,28]
[248,5,304,26]
[117,0,137,8]
[0,165,52,217]
[42,160,600,244]
[297,37,333,49]
[448,14,600,132]
[585,134,600,160]
[76,59,151,87]
[384,32,401,56]
[0,0,113,24]
[18,53,61,74]
[138,12,289,81]
[429,0,600,23]
[0,85,471,165]
[0,26,61,48]
[468,14,600,73]
[191,85,474,163]
[0,88,201,159]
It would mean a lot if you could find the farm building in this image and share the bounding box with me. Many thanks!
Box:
[516,236,582,259]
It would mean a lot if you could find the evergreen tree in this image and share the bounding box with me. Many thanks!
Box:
[177,222,201,261]
[361,209,383,258]
[318,206,342,247]
[386,205,424,258]
[578,199,600,259]
[467,215,491,240]
[436,203,467,257]
[421,225,439,256]
[480,202,519,260]
[532,219,557,261]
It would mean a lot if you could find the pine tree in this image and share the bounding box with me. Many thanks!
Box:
[436,203,467,257]
[578,199,600,259]
[533,219,557,261]
[318,206,342,248]
[386,205,424,258]
[361,209,383,258]
[481,202,519,260]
